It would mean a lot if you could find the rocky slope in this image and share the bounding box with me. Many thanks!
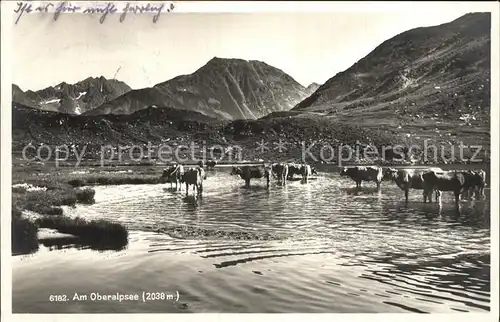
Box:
[85,58,316,120]
[11,13,492,165]
[289,12,491,157]
[12,103,395,164]
[12,77,132,115]
[294,13,490,123]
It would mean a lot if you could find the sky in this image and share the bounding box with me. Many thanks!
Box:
[11,5,479,91]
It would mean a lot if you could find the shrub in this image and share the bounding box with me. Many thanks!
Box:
[12,214,39,255]
[76,188,96,204]
[25,189,78,207]
[42,207,64,216]
[15,188,77,216]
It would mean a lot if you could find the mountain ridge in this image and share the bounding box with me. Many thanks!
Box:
[293,12,491,123]
[84,57,317,120]
[11,13,491,163]
[12,76,132,115]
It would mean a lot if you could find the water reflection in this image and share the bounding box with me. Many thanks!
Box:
[41,236,128,252]
[357,253,490,312]
[13,169,491,313]
[12,233,129,256]
[182,195,204,211]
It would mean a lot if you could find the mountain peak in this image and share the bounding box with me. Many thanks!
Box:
[306,82,320,89]
[12,77,132,115]
[451,12,490,23]
[86,58,314,119]
[81,76,108,82]
[304,82,321,95]
[206,56,250,66]
[12,83,23,92]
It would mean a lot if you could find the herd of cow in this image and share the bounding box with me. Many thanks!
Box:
[161,160,487,207]
[340,165,487,207]
[161,161,317,196]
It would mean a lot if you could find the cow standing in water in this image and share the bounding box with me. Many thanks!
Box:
[284,163,316,183]
[300,164,312,184]
[231,165,271,188]
[461,169,486,200]
[287,163,302,180]
[422,170,467,207]
[340,166,383,191]
[183,167,205,197]
[206,160,217,170]
[162,164,185,191]
[272,163,289,186]
[383,167,442,204]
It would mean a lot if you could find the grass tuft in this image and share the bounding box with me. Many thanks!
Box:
[14,186,97,215]
[35,216,129,251]
[12,172,130,254]
[76,188,96,204]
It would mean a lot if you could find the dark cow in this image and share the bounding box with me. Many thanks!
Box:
[299,164,312,184]
[460,169,486,200]
[464,170,486,200]
[206,160,217,170]
[311,166,318,175]
[183,167,204,197]
[286,163,302,180]
[162,164,185,191]
[271,163,289,185]
[340,166,383,190]
[231,165,271,188]
[198,159,217,170]
[383,167,442,204]
[422,170,466,207]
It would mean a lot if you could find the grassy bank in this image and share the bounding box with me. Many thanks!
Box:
[36,216,128,251]
[11,173,129,255]
[12,182,96,216]
[12,210,39,255]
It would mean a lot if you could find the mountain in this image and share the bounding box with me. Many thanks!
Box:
[12,77,132,115]
[293,12,491,127]
[12,84,39,109]
[12,102,395,163]
[305,82,320,94]
[11,13,492,164]
[85,58,315,120]
[12,102,220,151]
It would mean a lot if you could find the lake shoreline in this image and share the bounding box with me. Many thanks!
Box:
[11,161,491,256]
[12,173,491,313]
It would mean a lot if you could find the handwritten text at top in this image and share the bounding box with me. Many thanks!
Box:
[13,2,175,24]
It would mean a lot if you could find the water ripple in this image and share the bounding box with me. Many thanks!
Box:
[14,169,490,313]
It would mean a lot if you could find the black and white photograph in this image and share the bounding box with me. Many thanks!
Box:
[2,0,499,318]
